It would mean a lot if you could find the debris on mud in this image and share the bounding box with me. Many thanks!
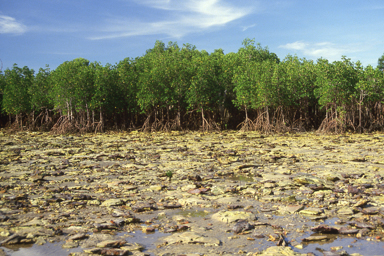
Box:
[0,130,384,255]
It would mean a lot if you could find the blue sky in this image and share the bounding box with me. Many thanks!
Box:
[1,0,383,72]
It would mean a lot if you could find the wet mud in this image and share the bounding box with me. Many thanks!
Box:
[0,130,384,256]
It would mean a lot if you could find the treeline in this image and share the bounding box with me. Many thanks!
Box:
[0,39,384,133]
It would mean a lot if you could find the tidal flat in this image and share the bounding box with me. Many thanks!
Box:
[0,130,384,256]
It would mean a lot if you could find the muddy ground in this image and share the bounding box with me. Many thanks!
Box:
[0,130,384,256]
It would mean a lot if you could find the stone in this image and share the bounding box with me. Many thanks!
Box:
[302,235,329,242]
[278,205,304,214]
[120,243,144,252]
[96,240,126,248]
[162,231,221,246]
[259,246,305,255]
[299,207,323,215]
[337,207,354,215]
[293,176,323,185]
[22,217,47,227]
[68,233,89,241]
[63,240,80,249]
[100,199,126,207]
[232,220,254,234]
[178,197,206,206]
[83,248,131,256]
[211,210,256,223]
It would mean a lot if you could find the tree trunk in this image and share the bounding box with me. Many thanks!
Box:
[177,102,181,128]
[92,110,95,130]
[201,107,205,130]
[99,106,104,132]
[86,103,90,127]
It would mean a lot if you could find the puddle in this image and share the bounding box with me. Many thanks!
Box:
[118,230,169,256]
[294,235,384,256]
[1,230,170,256]
[1,241,83,256]
[287,217,384,256]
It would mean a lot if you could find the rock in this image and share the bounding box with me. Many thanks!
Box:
[353,199,368,207]
[187,187,210,195]
[120,243,144,252]
[337,227,359,235]
[22,217,48,227]
[68,233,89,241]
[83,248,131,255]
[100,199,126,207]
[310,224,338,234]
[211,210,256,223]
[178,197,207,206]
[293,176,323,185]
[63,240,80,249]
[149,185,163,191]
[337,207,354,215]
[302,235,329,242]
[278,205,304,214]
[87,200,101,205]
[80,234,115,248]
[232,220,254,234]
[97,240,126,248]
[132,203,157,212]
[35,236,47,245]
[252,231,265,238]
[242,187,257,195]
[0,234,25,245]
[211,186,226,195]
[259,246,305,255]
[300,207,323,215]
[347,221,375,229]
[162,231,221,246]
[361,207,379,215]
[215,197,240,205]
[181,184,197,192]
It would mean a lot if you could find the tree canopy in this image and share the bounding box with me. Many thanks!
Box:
[1,39,384,134]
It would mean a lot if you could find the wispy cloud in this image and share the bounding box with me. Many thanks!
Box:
[241,24,256,32]
[0,15,27,34]
[90,0,252,40]
[279,41,363,62]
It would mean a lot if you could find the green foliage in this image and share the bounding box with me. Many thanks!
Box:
[166,170,173,182]
[50,58,94,115]
[2,38,384,133]
[238,38,280,63]
[0,71,5,113]
[91,62,123,114]
[30,65,53,111]
[314,56,358,109]
[137,40,197,124]
[233,59,277,111]
[378,53,384,71]
[278,55,309,106]
[3,64,34,116]
[116,58,139,114]
[136,41,172,114]
[187,50,226,113]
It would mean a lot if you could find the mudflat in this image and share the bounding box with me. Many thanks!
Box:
[1,130,384,256]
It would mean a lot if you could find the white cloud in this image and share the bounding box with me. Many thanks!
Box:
[241,24,256,32]
[0,15,27,34]
[279,41,363,62]
[90,0,252,40]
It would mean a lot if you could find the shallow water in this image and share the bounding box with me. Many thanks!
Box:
[2,230,170,256]
[295,235,384,256]
[2,241,83,256]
